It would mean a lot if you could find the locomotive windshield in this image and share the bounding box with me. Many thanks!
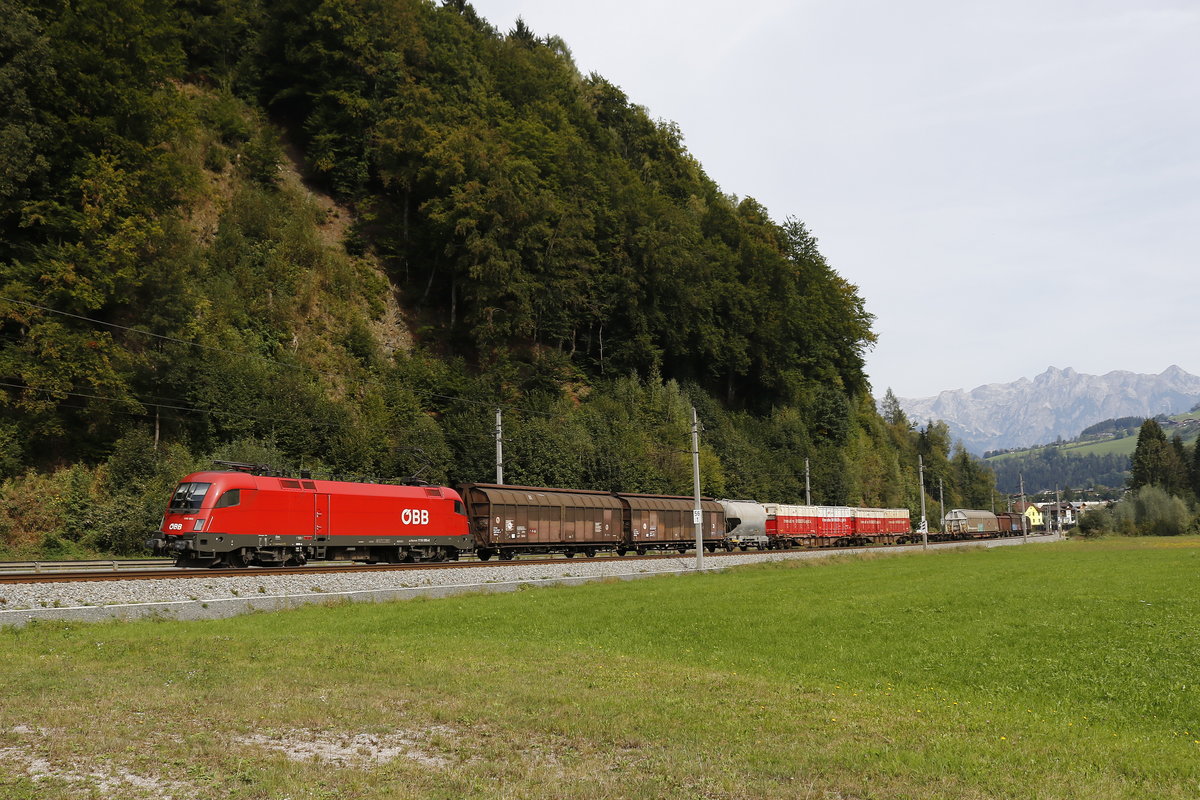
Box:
[168,482,211,512]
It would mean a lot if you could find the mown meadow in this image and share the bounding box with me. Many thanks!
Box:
[2,538,1198,799]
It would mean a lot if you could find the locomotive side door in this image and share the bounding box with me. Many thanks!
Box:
[314,493,331,538]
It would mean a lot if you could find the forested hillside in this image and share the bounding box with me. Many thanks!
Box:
[0,0,996,556]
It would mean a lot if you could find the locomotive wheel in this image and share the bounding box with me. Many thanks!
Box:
[226,550,247,568]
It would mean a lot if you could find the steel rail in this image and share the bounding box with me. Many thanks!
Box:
[0,559,178,575]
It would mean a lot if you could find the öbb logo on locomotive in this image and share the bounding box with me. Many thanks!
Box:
[149,463,1021,568]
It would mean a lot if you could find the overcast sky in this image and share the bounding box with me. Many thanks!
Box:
[469,0,1200,398]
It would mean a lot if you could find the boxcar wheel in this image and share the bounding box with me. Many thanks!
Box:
[584,547,597,558]
[565,551,576,558]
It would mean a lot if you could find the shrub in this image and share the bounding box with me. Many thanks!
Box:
[1113,485,1195,537]
[1076,508,1113,538]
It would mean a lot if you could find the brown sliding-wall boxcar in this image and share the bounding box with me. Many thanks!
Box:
[618,493,727,554]
[996,511,1026,536]
[458,484,728,560]
[459,484,624,560]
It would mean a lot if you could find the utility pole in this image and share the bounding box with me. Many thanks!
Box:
[918,455,928,550]
[1020,472,1028,543]
[1056,484,1062,537]
[495,408,504,485]
[805,458,811,506]
[691,406,703,570]
[938,478,945,534]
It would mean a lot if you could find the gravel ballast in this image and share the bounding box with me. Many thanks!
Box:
[0,536,1058,628]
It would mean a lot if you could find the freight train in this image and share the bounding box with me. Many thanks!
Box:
[150,465,929,567]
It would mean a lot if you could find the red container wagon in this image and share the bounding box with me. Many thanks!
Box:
[151,469,471,567]
[851,507,914,544]
[618,493,726,554]
[458,484,625,561]
[852,508,884,539]
[764,504,854,547]
[763,504,819,546]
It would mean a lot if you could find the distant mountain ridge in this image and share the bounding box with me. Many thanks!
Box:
[896,366,1200,454]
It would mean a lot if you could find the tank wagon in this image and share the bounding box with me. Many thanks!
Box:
[720,499,769,550]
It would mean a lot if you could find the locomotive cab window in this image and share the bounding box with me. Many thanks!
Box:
[168,482,211,512]
[213,489,241,508]
[454,500,466,515]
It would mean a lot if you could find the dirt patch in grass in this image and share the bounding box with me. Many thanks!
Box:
[2,725,196,799]
[235,725,456,768]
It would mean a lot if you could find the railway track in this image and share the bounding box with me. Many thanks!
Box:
[0,550,745,584]
[0,536,1054,585]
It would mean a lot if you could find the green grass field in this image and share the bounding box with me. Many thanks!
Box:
[3,540,1199,799]
[987,422,1200,462]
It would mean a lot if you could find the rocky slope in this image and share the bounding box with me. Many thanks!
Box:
[897,366,1200,454]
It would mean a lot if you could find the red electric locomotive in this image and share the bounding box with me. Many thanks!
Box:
[150,465,471,567]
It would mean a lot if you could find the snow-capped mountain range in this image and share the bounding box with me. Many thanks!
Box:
[894,366,1200,454]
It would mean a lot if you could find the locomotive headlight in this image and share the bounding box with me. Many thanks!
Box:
[193,519,206,531]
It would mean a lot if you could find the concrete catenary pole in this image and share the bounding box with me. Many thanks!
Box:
[1020,472,1028,543]
[919,455,928,550]
[805,458,811,506]
[692,406,703,570]
[1056,484,1062,537]
[938,478,945,535]
[495,408,504,485]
